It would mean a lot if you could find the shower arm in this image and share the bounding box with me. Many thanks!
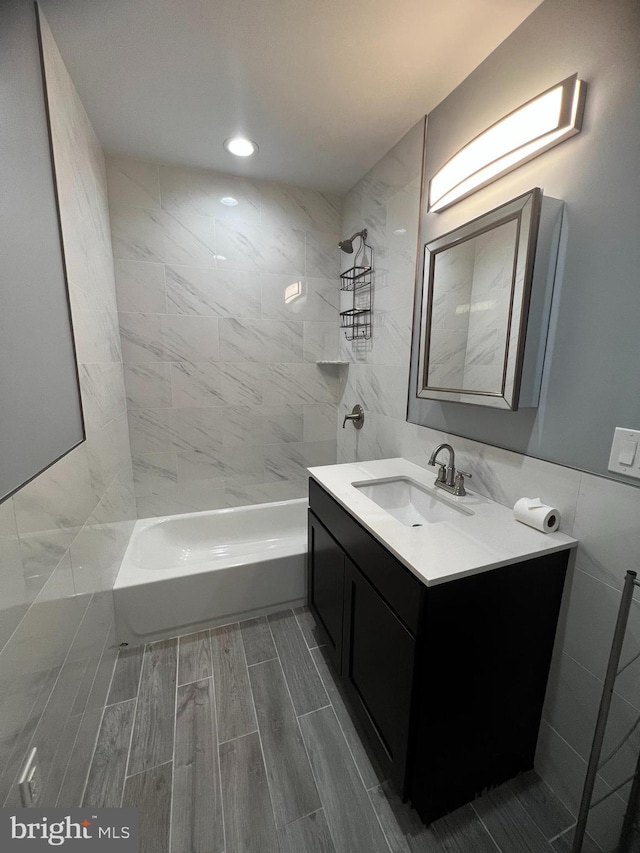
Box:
[338,228,368,255]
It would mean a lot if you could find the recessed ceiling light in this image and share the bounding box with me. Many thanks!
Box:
[223,137,258,157]
[214,255,227,261]
[220,196,238,206]
[394,228,407,235]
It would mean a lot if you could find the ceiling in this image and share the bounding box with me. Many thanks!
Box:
[40,0,543,193]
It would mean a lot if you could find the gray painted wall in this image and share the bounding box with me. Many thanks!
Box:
[0,0,85,501]
[408,0,640,484]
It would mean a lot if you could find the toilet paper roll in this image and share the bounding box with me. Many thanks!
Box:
[513,497,560,533]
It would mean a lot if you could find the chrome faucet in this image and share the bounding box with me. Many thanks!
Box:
[428,443,472,497]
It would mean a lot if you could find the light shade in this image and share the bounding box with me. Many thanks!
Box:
[223,136,258,157]
[429,75,586,213]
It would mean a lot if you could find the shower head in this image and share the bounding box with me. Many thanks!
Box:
[338,228,368,254]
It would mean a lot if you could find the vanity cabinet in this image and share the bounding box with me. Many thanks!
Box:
[307,514,345,671]
[341,557,416,791]
[307,476,569,824]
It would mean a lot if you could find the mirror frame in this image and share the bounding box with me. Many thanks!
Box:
[415,187,542,411]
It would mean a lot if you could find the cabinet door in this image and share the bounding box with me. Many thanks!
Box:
[342,558,416,791]
[308,512,345,671]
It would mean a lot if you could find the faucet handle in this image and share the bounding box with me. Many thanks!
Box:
[342,404,364,430]
[453,469,472,496]
[430,461,446,483]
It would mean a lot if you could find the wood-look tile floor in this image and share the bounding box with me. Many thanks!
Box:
[83,607,599,853]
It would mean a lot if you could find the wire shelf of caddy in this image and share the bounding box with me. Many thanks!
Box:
[339,228,373,342]
[339,264,372,291]
[340,307,371,341]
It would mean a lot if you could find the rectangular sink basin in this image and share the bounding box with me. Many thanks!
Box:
[352,476,473,527]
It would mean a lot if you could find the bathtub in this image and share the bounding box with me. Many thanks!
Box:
[113,498,308,644]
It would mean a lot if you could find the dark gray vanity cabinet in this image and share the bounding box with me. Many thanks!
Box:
[308,507,417,791]
[307,513,345,671]
[341,557,416,791]
[307,476,570,825]
[308,477,425,793]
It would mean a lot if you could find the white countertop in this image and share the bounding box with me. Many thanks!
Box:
[307,458,577,587]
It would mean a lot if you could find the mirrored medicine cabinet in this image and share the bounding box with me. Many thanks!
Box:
[413,187,563,411]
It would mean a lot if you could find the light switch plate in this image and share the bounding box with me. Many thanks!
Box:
[608,427,640,479]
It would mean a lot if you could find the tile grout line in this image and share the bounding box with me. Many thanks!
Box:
[104,696,140,710]
[280,806,324,830]
[308,644,376,794]
[72,609,120,808]
[0,510,91,660]
[168,635,179,853]
[469,802,505,853]
[239,620,281,836]
[268,610,378,853]
[3,592,95,807]
[365,786,397,853]
[513,779,577,846]
[209,630,227,853]
[125,760,173,783]
[542,720,630,810]
[292,606,326,656]
[120,642,146,806]
[247,657,279,668]
[55,670,100,806]
[302,632,394,853]
[55,714,84,807]
[292,608,310,649]
[549,823,605,853]
[269,614,327,831]
[556,647,640,714]
[217,729,260,747]
[296,704,332,719]
[77,634,122,807]
[548,823,577,844]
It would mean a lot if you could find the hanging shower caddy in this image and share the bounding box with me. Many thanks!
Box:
[339,229,373,341]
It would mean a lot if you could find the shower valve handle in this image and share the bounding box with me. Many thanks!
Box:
[342,405,364,430]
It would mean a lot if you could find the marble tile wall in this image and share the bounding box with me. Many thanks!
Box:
[338,120,640,851]
[0,10,135,808]
[107,158,343,516]
[428,241,473,389]
[460,223,515,393]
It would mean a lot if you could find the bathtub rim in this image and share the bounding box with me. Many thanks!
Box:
[114,496,309,590]
[132,495,308,536]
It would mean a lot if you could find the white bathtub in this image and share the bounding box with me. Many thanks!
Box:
[113,498,308,644]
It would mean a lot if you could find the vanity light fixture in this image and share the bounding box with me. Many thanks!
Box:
[428,74,586,213]
[223,136,258,157]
